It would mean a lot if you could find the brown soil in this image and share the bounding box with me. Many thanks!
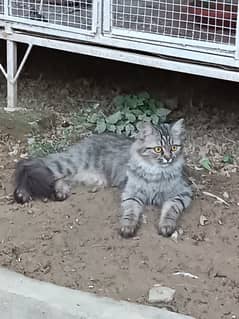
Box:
[0,45,239,319]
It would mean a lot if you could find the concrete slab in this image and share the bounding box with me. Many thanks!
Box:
[0,267,195,319]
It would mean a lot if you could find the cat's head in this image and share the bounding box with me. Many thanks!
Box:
[134,119,185,166]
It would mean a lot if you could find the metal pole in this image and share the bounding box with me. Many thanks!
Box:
[6,40,17,111]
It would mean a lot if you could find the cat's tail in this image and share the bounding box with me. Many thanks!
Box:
[13,158,56,204]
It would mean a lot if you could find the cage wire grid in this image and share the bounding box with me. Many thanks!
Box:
[0,0,93,30]
[112,0,238,45]
[0,0,3,14]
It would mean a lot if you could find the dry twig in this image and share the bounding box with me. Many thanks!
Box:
[202,191,229,207]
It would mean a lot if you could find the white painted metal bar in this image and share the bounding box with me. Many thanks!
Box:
[110,28,235,52]
[0,64,7,80]
[12,44,32,83]
[2,28,238,69]
[2,33,239,82]
[1,20,235,58]
[92,0,99,33]
[3,0,8,16]
[38,0,44,15]
[6,40,17,110]
[103,0,111,33]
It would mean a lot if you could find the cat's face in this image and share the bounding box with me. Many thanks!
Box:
[135,119,184,166]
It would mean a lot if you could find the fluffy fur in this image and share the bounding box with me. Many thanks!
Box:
[13,119,192,237]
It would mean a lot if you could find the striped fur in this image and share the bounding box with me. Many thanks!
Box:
[13,119,192,237]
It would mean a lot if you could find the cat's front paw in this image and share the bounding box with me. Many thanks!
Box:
[120,223,138,238]
[158,220,176,237]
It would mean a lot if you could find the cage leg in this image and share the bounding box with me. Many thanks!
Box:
[5,40,17,111]
[4,41,33,112]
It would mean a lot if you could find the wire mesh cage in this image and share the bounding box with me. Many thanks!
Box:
[0,0,4,14]
[112,0,238,45]
[0,0,93,30]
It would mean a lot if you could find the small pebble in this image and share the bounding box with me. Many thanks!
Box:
[88,187,98,193]
[199,215,208,226]
[41,234,53,240]
[75,218,80,224]
[223,191,229,199]
[178,228,184,236]
[148,285,175,303]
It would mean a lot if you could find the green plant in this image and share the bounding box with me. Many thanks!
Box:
[89,92,171,136]
[200,157,212,171]
[28,135,67,157]
[223,154,234,165]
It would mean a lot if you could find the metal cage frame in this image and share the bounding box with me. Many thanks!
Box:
[1,0,239,110]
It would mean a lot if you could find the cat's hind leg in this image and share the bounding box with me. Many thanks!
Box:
[14,159,55,204]
[73,169,107,187]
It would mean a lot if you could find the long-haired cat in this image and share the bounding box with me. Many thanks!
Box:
[13,119,192,237]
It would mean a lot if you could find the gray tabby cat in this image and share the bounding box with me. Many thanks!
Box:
[14,119,192,237]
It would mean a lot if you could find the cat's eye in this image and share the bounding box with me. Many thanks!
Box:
[154,147,162,153]
[171,145,178,152]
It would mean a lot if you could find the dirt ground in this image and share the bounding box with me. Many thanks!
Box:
[0,43,239,319]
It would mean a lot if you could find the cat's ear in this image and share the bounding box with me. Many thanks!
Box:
[136,122,154,140]
[171,119,185,138]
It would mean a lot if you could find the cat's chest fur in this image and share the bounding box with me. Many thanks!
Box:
[125,157,183,205]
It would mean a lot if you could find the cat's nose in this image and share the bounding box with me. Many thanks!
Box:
[164,153,171,162]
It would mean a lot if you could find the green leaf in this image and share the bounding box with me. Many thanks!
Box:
[107,124,116,132]
[136,121,143,131]
[124,95,138,109]
[125,112,136,123]
[138,91,150,100]
[223,154,233,164]
[113,96,125,109]
[200,158,212,171]
[148,99,157,112]
[138,114,147,121]
[156,108,171,121]
[135,97,145,106]
[151,114,159,125]
[87,113,99,124]
[125,123,135,136]
[131,109,143,116]
[155,100,164,108]
[116,124,125,135]
[145,109,152,116]
[95,118,107,134]
[106,111,122,124]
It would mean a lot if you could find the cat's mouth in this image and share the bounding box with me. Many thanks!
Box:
[159,158,173,165]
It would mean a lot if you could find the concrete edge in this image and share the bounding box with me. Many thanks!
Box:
[0,267,195,319]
